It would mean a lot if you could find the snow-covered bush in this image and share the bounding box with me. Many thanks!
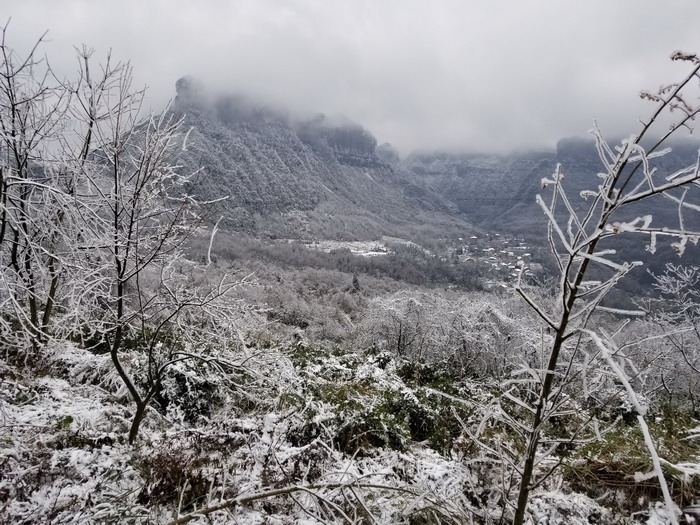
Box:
[357,290,540,380]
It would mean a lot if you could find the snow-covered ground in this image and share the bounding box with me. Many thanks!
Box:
[1,340,691,523]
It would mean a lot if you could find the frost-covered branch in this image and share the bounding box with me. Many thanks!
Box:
[512,53,700,525]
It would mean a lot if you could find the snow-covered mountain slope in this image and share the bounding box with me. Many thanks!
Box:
[404,137,700,236]
[167,78,700,275]
[170,77,455,237]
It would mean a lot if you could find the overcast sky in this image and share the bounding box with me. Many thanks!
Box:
[2,0,700,154]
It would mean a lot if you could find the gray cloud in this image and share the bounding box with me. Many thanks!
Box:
[3,0,700,154]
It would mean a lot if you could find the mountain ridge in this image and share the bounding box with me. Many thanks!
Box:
[171,77,458,239]
[169,76,700,269]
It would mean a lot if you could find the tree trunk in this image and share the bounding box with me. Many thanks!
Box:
[128,400,148,445]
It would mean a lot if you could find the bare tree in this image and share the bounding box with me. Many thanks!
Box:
[0,23,77,350]
[511,52,700,524]
[646,264,700,410]
[67,58,241,443]
[1,27,244,444]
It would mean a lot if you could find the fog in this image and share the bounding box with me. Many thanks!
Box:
[3,0,700,154]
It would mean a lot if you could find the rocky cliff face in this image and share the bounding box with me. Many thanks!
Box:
[403,150,554,232]
[403,137,700,281]
[404,137,700,236]
[171,78,452,236]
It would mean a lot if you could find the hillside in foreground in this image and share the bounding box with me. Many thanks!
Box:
[5,299,698,523]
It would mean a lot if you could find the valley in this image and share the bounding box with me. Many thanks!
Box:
[1,39,700,525]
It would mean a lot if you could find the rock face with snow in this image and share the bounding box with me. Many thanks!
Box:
[171,78,452,233]
[403,137,700,280]
[171,78,700,252]
[403,149,554,232]
[403,137,700,236]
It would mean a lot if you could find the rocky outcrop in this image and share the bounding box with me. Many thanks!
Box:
[170,78,452,234]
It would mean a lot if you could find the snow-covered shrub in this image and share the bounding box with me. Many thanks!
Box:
[357,290,540,380]
[564,406,700,513]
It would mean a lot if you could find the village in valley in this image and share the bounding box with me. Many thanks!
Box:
[301,232,542,290]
